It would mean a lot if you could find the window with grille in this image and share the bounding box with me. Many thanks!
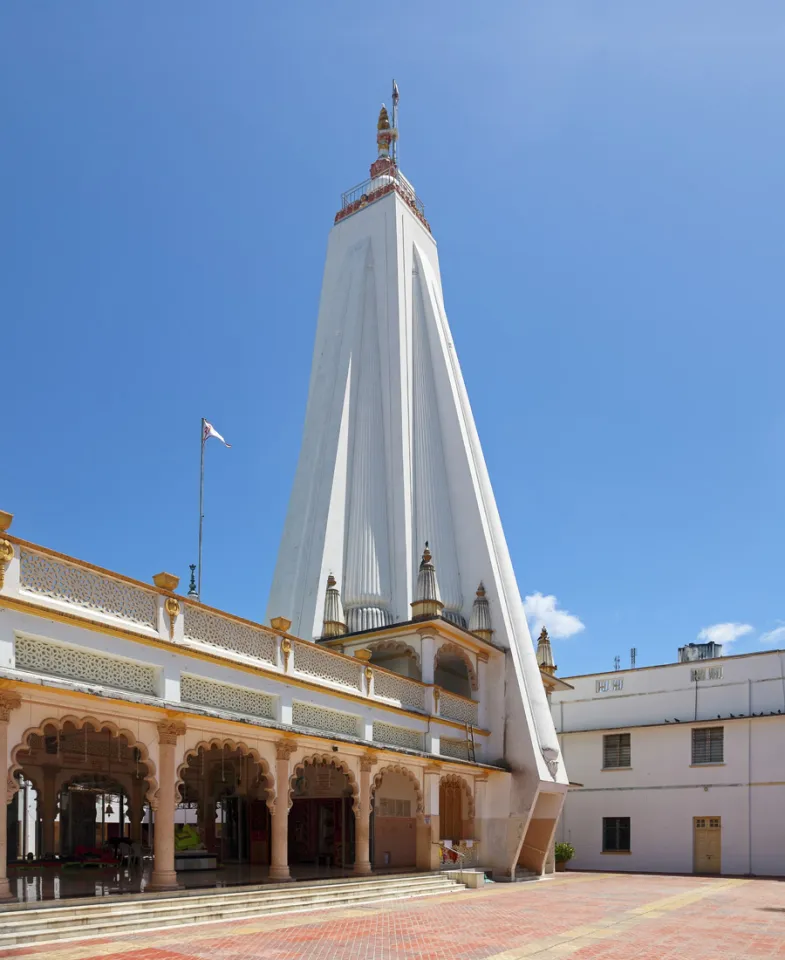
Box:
[602,817,631,852]
[603,733,631,768]
[692,727,724,764]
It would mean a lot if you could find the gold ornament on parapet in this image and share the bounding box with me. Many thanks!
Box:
[164,597,180,640]
[0,540,13,590]
[281,637,292,670]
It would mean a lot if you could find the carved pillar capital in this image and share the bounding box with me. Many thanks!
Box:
[0,690,21,723]
[156,719,186,745]
[275,739,298,761]
[359,754,378,773]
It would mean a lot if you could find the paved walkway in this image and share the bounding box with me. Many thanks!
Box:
[3,871,784,959]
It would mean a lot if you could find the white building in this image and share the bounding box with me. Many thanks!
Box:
[267,95,566,827]
[0,90,567,904]
[552,648,785,877]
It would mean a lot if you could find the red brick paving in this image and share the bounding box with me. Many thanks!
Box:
[3,872,785,959]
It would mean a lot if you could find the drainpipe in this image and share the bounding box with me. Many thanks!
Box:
[748,679,752,877]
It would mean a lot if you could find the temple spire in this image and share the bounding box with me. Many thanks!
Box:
[321,573,347,638]
[469,582,493,643]
[536,627,557,675]
[410,542,444,621]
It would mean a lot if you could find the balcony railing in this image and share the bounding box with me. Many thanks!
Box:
[335,169,430,233]
[3,538,489,757]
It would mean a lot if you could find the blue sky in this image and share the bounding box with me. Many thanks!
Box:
[2,3,783,676]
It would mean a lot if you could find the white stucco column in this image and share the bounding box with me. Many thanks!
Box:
[270,741,296,881]
[149,718,185,891]
[0,690,22,901]
[354,756,375,875]
[420,633,436,685]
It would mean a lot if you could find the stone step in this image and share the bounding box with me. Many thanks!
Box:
[3,874,454,926]
[0,875,464,947]
[1,872,448,921]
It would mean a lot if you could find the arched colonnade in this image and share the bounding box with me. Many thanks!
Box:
[0,695,479,898]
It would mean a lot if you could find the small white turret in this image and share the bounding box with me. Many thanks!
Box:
[410,543,444,621]
[469,582,493,643]
[536,627,557,675]
[321,574,347,638]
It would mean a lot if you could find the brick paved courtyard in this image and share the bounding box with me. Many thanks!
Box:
[3,872,784,960]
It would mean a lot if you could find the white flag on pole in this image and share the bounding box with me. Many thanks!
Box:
[203,420,231,447]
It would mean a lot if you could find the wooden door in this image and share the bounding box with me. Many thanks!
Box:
[439,781,462,841]
[693,817,721,874]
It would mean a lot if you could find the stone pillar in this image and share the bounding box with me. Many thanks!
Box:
[354,755,376,875]
[269,741,296,881]
[0,690,22,902]
[420,766,441,870]
[40,768,57,857]
[149,718,185,891]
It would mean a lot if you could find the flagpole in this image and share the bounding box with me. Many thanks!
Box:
[198,417,206,599]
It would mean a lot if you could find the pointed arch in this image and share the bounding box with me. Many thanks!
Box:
[289,753,359,815]
[367,640,421,668]
[9,714,158,806]
[176,738,274,811]
[440,773,475,819]
[371,763,424,815]
[434,643,478,692]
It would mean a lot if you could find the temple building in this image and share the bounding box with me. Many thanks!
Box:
[0,90,567,910]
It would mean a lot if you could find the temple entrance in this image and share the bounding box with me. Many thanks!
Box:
[288,760,355,870]
[178,743,273,868]
[8,718,155,901]
[59,775,129,857]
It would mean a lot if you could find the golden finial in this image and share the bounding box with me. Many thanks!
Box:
[377,104,390,131]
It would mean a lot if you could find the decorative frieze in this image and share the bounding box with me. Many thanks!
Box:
[292,701,360,737]
[372,721,425,752]
[15,634,158,696]
[440,737,476,761]
[439,691,479,726]
[183,605,276,664]
[180,674,276,721]
[293,642,363,691]
[373,670,426,711]
[19,550,157,629]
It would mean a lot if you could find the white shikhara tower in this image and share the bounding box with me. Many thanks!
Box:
[267,94,565,787]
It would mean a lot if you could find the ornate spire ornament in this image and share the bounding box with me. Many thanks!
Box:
[469,582,493,643]
[410,542,444,621]
[321,573,348,638]
[187,564,198,598]
[371,85,399,180]
[536,627,557,675]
